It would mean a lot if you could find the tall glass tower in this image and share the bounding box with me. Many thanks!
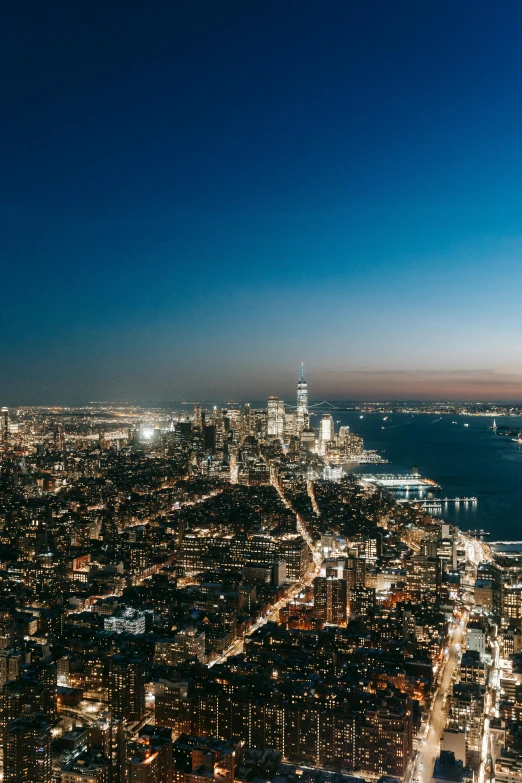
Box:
[267,396,285,438]
[296,364,308,431]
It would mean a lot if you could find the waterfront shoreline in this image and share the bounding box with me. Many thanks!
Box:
[335,411,522,540]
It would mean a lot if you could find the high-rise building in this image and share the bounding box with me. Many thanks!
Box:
[129,546,150,576]
[193,405,202,431]
[296,365,308,431]
[85,718,125,783]
[203,425,216,452]
[108,656,145,722]
[241,403,252,442]
[229,446,238,483]
[267,397,285,439]
[313,576,347,624]
[54,425,65,452]
[405,555,438,603]
[348,586,376,617]
[362,532,383,561]
[344,557,366,587]
[283,411,296,442]
[33,663,57,722]
[212,411,226,450]
[279,536,309,582]
[300,428,316,451]
[4,713,52,783]
[0,612,15,650]
[154,680,191,733]
[0,650,23,689]
[1,674,48,757]
[176,421,193,442]
[57,656,70,687]
[267,396,277,435]
[1,407,8,442]
[129,731,173,783]
[502,584,522,620]
[277,400,285,437]
[318,414,334,455]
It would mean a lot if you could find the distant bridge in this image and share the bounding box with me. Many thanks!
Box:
[286,401,359,411]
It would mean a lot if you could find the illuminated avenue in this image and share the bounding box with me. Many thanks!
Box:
[0,371,518,783]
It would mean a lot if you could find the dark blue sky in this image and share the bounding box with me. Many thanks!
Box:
[2,0,522,403]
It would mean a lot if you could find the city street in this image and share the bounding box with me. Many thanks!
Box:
[478,637,500,783]
[209,560,319,667]
[409,617,467,783]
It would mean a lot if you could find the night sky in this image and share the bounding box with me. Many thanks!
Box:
[3,1,522,404]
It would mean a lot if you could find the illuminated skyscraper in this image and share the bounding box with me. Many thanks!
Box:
[267,396,278,436]
[267,397,285,439]
[1,408,8,442]
[108,655,145,721]
[241,403,252,442]
[318,414,334,455]
[193,405,202,431]
[296,364,308,431]
[277,400,285,437]
[4,713,52,783]
[313,576,347,624]
[54,425,65,452]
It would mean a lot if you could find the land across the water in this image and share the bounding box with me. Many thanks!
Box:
[312,411,522,540]
[169,401,522,538]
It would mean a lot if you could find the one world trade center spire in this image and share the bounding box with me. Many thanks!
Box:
[296,363,308,431]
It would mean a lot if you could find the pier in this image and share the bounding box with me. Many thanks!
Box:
[359,473,441,490]
[397,497,477,505]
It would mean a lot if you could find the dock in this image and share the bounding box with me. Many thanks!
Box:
[359,473,441,490]
[397,497,477,506]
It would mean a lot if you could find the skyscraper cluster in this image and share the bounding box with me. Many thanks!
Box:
[262,366,380,468]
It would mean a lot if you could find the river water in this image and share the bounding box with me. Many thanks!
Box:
[314,411,522,541]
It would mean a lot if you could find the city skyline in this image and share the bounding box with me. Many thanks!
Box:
[3,2,522,403]
[0,389,510,783]
[1,5,521,782]
[3,365,522,406]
